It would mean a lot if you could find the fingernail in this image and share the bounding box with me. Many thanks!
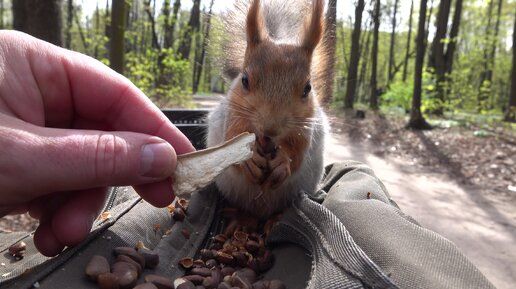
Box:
[140,142,174,178]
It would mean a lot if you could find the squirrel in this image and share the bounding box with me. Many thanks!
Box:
[207,0,332,218]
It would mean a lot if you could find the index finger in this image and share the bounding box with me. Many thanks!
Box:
[66,57,194,155]
[12,31,195,154]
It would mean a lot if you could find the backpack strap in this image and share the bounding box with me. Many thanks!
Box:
[269,194,399,289]
[281,161,494,289]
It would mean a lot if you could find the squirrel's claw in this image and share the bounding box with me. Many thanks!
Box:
[263,149,291,190]
[241,150,268,185]
[241,145,291,190]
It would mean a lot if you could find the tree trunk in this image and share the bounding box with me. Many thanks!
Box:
[429,0,451,115]
[402,0,414,82]
[339,23,349,73]
[129,0,140,54]
[178,0,201,60]
[144,0,160,49]
[73,4,89,52]
[193,0,214,94]
[204,55,212,92]
[478,0,503,111]
[110,0,127,74]
[94,1,100,59]
[408,0,431,129]
[489,0,503,71]
[162,0,172,48]
[1,0,5,29]
[169,0,181,48]
[126,4,134,54]
[13,1,26,31]
[370,0,381,109]
[444,0,463,75]
[13,0,63,47]
[478,0,494,111]
[192,30,202,93]
[388,0,399,83]
[343,0,365,109]
[357,21,371,102]
[65,0,73,49]
[192,4,203,93]
[486,0,503,108]
[504,10,516,122]
[140,1,151,53]
[104,0,111,58]
[437,0,464,103]
[157,0,172,87]
[428,0,451,70]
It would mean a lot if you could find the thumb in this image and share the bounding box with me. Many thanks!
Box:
[2,124,177,203]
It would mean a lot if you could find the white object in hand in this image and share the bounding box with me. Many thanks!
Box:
[172,132,256,197]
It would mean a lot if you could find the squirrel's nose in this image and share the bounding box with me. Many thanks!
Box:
[257,135,276,155]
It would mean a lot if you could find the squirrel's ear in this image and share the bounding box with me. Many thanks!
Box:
[301,0,324,54]
[246,0,266,48]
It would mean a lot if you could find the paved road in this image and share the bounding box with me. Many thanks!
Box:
[325,129,516,289]
[192,94,224,108]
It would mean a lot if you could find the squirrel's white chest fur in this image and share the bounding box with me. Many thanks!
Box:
[206,92,327,217]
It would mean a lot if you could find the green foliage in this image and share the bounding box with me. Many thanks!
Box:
[125,48,192,107]
[421,97,445,114]
[0,0,12,29]
[5,0,512,115]
[427,119,463,128]
[53,1,225,108]
[203,15,226,93]
[382,81,413,112]
[331,0,514,126]
[125,50,156,94]
[421,71,448,114]
[156,48,193,106]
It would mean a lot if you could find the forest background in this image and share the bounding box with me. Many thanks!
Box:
[1,0,515,127]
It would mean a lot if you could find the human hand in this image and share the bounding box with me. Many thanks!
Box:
[0,31,195,256]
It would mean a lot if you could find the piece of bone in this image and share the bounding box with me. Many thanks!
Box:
[172,132,255,197]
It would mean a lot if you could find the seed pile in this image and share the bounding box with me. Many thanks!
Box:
[85,198,286,289]
[174,208,285,289]
[85,245,160,289]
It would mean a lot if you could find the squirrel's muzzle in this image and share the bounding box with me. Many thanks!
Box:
[256,135,277,157]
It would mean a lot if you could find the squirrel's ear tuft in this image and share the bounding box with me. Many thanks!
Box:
[246,0,267,48]
[301,0,324,54]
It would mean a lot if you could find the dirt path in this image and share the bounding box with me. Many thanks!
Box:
[325,128,516,289]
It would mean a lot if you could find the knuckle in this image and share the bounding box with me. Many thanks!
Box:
[94,134,127,183]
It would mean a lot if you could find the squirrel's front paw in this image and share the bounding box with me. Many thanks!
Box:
[264,148,291,190]
[241,151,268,185]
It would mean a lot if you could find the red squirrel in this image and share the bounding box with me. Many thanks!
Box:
[207,0,331,218]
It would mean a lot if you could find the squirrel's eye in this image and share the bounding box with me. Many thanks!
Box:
[303,81,311,98]
[242,74,250,91]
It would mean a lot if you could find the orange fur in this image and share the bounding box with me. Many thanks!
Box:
[209,0,329,217]
[301,0,324,53]
[227,0,322,185]
[245,0,267,47]
[282,131,310,173]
